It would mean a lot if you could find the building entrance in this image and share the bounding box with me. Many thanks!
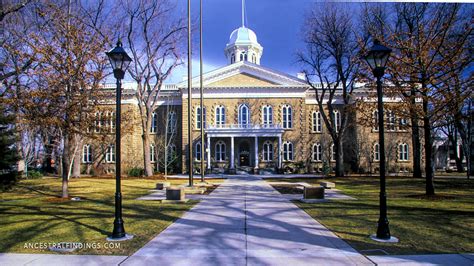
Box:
[239,142,250,167]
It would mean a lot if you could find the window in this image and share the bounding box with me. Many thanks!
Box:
[231,53,235,63]
[150,144,156,162]
[109,111,115,133]
[312,143,322,162]
[332,110,341,133]
[106,145,115,163]
[240,52,247,62]
[252,54,256,63]
[312,111,322,133]
[167,144,177,161]
[373,110,379,131]
[215,105,226,127]
[399,143,409,161]
[196,107,206,129]
[373,143,380,162]
[387,111,396,131]
[151,112,158,133]
[215,140,226,161]
[262,105,273,126]
[283,141,293,161]
[263,141,273,161]
[238,104,250,127]
[167,111,177,133]
[94,112,102,133]
[282,105,292,129]
[195,142,202,161]
[82,144,92,163]
[331,144,336,162]
[399,117,408,131]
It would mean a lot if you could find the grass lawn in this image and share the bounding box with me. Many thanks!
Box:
[265,176,474,255]
[0,177,214,255]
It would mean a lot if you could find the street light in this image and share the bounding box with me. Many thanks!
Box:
[106,40,133,241]
[364,39,398,242]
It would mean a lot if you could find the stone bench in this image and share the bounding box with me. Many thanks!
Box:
[156,182,171,190]
[304,186,325,199]
[320,181,335,189]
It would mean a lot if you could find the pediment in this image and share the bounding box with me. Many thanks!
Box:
[178,61,307,88]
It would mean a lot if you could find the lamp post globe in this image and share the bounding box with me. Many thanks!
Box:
[364,39,396,241]
[106,39,133,241]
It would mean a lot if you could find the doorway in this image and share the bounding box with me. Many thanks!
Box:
[239,141,250,167]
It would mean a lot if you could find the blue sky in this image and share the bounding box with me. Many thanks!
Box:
[168,0,318,83]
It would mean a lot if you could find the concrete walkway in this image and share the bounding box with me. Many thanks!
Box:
[122,175,373,265]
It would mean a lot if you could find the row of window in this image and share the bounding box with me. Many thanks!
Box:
[83,141,410,164]
[91,112,115,133]
[311,110,341,133]
[373,110,408,132]
[196,104,293,129]
[151,111,177,134]
[230,52,257,64]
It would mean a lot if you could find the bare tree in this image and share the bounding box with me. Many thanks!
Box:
[298,4,362,177]
[121,0,186,177]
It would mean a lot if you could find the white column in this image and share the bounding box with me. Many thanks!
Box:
[278,135,282,169]
[254,136,259,169]
[230,136,235,169]
[207,136,211,169]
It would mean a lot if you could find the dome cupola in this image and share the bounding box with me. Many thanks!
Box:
[224,0,263,65]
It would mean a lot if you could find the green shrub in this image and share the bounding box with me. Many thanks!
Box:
[128,167,144,177]
[0,171,19,191]
[322,161,331,176]
[27,170,43,179]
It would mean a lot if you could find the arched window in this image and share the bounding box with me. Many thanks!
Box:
[150,144,156,162]
[373,143,380,162]
[238,104,250,127]
[399,143,409,161]
[332,110,341,133]
[215,140,226,161]
[312,143,322,162]
[373,110,379,131]
[252,54,256,63]
[283,141,293,161]
[262,105,273,126]
[282,105,292,129]
[331,144,336,162]
[106,145,115,163]
[151,112,158,133]
[263,141,273,161]
[215,105,226,127]
[167,111,177,133]
[240,53,244,62]
[244,53,248,61]
[387,110,396,131]
[196,107,206,129]
[82,144,92,163]
[231,53,235,63]
[167,144,177,160]
[195,142,202,161]
[312,111,322,133]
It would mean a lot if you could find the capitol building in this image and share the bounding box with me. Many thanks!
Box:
[81,22,413,175]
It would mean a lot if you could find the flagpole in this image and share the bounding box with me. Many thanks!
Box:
[200,0,205,182]
[187,0,193,186]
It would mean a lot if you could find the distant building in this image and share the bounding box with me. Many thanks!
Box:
[81,23,413,175]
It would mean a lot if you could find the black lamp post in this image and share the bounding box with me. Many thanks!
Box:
[364,39,397,242]
[106,40,132,240]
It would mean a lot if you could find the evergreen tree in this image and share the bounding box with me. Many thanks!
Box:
[0,105,19,189]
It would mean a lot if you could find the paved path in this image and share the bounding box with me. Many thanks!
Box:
[123,175,373,265]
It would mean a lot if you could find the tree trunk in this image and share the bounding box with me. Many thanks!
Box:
[409,88,422,178]
[448,132,464,172]
[142,133,153,176]
[61,134,70,198]
[335,139,344,177]
[423,99,435,195]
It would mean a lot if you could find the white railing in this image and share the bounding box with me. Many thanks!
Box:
[207,123,283,130]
